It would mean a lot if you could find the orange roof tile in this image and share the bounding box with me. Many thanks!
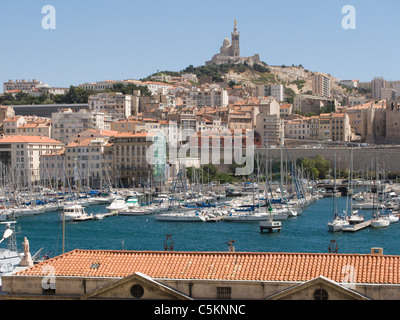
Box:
[14,249,400,284]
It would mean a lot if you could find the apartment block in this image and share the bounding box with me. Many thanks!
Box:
[3,116,27,134]
[52,108,105,145]
[0,135,63,185]
[64,137,110,189]
[256,84,284,102]
[381,88,396,100]
[312,74,330,98]
[108,132,154,187]
[183,88,229,108]
[285,117,310,140]
[88,92,132,119]
[372,77,386,100]
[387,81,400,98]
[255,113,284,146]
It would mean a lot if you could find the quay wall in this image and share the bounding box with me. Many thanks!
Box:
[202,146,400,173]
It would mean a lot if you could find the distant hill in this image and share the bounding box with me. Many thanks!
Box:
[143,62,366,104]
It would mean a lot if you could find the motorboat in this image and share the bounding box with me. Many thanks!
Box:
[224,207,288,222]
[118,197,151,216]
[59,203,93,222]
[106,197,127,212]
[155,210,207,222]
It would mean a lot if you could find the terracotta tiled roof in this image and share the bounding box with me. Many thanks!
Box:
[0,135,62,144]
[14,249,400,284]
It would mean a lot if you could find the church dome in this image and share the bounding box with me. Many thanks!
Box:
[223,38,231,47]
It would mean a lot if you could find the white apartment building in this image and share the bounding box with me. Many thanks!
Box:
[183,88,229,108]
[256,84,284,102]
[0,135,63,185]
[141,81,173,95]
[52,108,105,145]
[88,92,132,119]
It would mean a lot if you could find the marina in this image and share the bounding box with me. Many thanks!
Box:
[2,190,400,259]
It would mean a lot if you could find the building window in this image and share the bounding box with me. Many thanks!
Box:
[217,287,232,299]
[313,288,329,300]
[130,284,144,298]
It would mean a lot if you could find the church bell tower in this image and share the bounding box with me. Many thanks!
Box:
[230,19,240,57]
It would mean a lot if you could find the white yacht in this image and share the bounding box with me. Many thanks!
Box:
[224,207,288,222]
[106,197,127,212]
[118,197,151,216]
[155,210,207,222]
[59,203,93,222]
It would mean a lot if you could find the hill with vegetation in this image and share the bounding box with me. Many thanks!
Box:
[144,62,368,104]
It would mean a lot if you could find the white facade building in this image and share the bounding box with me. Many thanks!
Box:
[183,88,229,108]
[88,92,132,119]
[257,84,284,102]
[51,108,105,145]
[0,135,63,184]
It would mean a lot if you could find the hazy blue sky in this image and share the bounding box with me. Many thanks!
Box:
[0,0,398,88]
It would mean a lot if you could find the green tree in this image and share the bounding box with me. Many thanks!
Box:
[284,87,296,104]
[314,154,331,179]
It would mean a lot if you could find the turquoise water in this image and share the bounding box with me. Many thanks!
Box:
[11,196,400,258]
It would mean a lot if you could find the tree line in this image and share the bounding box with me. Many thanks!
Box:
[0,83,152,106]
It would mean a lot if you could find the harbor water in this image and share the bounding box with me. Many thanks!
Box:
[12,196,400,258]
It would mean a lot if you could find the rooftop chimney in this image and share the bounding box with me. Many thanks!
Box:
[371,247,383,256]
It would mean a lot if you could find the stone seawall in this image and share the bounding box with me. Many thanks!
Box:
[211,146,400,173]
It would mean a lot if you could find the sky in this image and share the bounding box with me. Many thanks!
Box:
[0,0,398,88]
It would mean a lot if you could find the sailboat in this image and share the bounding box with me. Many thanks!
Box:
[371,176,390,228]
[371,211,390,228]
[0,221,23,286]
[327,151,349,232]
[346,147,364,225]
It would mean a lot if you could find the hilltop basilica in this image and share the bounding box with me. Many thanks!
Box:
[206,20,262,66]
